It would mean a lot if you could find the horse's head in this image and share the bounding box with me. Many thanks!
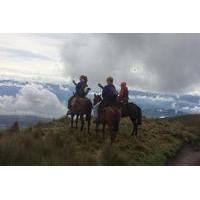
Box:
[83,87,91,96]
[93,94,102,106]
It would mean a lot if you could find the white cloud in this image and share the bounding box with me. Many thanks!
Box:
[0,34,69,83]
[1,33,200,95]
[190,106,200,114]
[0,84,66,118]
[130,94,174,102]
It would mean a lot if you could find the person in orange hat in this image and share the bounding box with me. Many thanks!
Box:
[118,81,129,104]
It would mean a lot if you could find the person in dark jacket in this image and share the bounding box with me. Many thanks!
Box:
[72,75,89,98]
[93,76,118,122]
[98,76,118,106]
[68,75,90,110]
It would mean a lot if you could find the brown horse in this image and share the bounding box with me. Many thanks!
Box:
[93,94,142,137]
[68,96,92,134]
[93,94,121,143]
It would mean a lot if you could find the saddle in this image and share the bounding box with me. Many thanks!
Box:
[70,96,92,114]
[71,96,88,107]
[98,102,120,120]
[103,106,120,115]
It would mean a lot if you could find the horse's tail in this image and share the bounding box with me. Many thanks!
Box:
[112,109,120,132]
[137,106,142,125]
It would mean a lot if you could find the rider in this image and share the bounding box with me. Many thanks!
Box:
[117,81,129,104]
[68,75,90,111]
[93,76,118,122]
[100,76,118,106]
[72,75,89,98]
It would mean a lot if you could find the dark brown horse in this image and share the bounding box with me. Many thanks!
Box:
[93,94,142,137]
[93,94,121,143]
[68,96,92,134]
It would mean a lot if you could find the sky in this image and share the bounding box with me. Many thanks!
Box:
[0,33,200,94]
[0,34,68,83]
[0,33,200,117]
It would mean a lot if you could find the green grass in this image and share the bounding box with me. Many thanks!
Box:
[0,115,200,166]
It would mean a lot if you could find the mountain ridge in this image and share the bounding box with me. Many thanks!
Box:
[0,79,199,122]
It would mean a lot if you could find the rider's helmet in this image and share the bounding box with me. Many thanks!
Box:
[120,81,127,87]
[106,76,114,84]
[83,76,88,82]
[80,75,85,81]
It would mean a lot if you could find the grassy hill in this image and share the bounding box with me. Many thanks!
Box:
[0,115,200,166]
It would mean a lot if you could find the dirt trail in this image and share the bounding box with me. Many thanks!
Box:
[167,145,200,166]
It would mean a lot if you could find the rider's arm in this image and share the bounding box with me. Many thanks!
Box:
[98,83,104,89]
[72,80,77,86]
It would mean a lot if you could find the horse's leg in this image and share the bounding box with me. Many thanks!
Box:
[108,122,116,144]
[129,116,136,136]
[80,115,84,132]
[111,130,117,144]
[95,122,99,133]
[132,122,137,137]
[102,122,106,141]
[87,114,91,134]
[95,122,100,139]
[71,114,74,128]
[111,116,120,143]
[135,123,138,137]
[75,114,79,129]
[96,112,101,133]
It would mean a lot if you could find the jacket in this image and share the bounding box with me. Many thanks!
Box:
[102,84,118,104]
[118,86,129,102]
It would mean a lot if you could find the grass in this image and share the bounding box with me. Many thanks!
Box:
[0,115,200,166]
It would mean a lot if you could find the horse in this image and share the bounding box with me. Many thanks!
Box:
[93,94,121,143]
[93,94,142,137]
[68,96,92,134]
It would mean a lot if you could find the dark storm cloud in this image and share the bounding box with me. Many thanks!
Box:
[61,33,200,93]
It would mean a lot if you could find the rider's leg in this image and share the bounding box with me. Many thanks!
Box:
[68,96,74,109]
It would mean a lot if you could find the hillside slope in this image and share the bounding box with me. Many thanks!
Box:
[0,115,200,166]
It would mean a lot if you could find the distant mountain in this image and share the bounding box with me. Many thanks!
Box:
[142,108,185,118]
[0,115,51,129]
[0,79,199,121]
[0,79,73,103]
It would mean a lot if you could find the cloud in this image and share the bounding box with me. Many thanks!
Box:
[190,106,200,113]
[0,34,68,83]
[0,84,66,118]
[131,94,175,102]
[0,47,50,60]
[1,33,200,94]
[61,33,200,93]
